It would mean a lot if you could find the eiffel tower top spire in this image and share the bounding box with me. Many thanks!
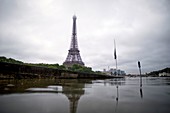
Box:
[70,15,78,49]
[63,15,84,67]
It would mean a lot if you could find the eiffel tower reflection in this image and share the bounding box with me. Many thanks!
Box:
[57,79,91,113]
[0,79,90,113]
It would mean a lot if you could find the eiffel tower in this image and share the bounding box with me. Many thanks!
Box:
[63,15,84,67]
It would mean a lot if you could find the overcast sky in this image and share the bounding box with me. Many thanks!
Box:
[0,0,170,74]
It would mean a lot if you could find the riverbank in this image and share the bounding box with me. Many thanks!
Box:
[0,62,123,79]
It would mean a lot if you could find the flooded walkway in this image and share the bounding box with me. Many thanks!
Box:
[0,77,170,113]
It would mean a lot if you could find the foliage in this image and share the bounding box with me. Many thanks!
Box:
[0,56,103,74]
[0,56,66,70]
[69,64,94,73]
[95,71,103,74]
[148,67,170,76]
[0,56,23,64]
[27,63,66,70]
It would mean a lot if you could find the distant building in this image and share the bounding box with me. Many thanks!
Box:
[159,72,170,77]
[103,68,126,76]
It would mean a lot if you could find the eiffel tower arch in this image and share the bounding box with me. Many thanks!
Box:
[63,15,85,67]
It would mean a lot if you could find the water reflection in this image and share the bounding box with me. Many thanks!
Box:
[140,77,143,99]
[0,77,170,113]
[115,85,119,113]
[0,79,91,113]
[140,87,143,99]
[57,79,88,113]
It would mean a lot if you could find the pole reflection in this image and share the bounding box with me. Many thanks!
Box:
[107,78,125,113]
[115,85,119,113]
[140,87,143,99]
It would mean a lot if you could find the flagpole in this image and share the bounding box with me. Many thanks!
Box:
[115,58,118,76]
[114,39,118,76]
[114,39,119,112]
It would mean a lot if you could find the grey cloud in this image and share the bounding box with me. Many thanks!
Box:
[0,0,170,74]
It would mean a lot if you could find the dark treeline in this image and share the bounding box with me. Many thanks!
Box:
[0,56,102,74]
[148,68,170,76]
[0,56,23,64]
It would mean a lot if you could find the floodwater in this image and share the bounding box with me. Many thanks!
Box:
[0,77,170,113]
